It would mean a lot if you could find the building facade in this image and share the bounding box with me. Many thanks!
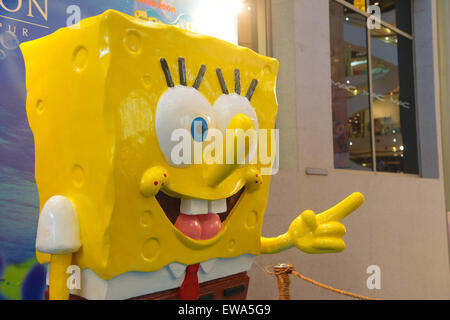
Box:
[246,0,450,299]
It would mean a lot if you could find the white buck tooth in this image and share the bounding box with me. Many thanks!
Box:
[208,199,227,214]
[180,199,208,215]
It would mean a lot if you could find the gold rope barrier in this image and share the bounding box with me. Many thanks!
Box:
[265,263,379,300]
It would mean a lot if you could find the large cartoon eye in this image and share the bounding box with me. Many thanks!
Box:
[212,68,259,162]
[155,85,213,167]
[213,93,258,131]
[213,93,259,162]
[156,59,260,166]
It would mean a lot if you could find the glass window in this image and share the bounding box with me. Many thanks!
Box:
[370,28,417,173]
[330,4,373,170]
[238,0,258,52]
[237,0,270,56]
[330,0,418,173]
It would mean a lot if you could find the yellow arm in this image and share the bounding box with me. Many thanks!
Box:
[260,232,293,254]
[260,192,364,254]
[49,253,72,300]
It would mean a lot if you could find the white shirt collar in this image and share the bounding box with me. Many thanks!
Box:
[167,259,218,279]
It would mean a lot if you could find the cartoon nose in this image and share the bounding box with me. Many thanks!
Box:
[206,113,255,187]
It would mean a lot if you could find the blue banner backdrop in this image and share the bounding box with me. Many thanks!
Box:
[0,0,238,300]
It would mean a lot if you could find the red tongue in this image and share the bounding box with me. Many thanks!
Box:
[198,214,222,240]
[174,214,202,240]
[174,213,222,240]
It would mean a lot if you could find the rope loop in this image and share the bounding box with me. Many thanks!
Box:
[265,263,379,301]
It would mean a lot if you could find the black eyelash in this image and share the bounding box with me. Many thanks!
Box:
[160,58,258,100]
[246,79,258,102]
[193,64,206,90]
[234,69,241,95]
[178,57,186,86]
[160,58,174,88]
[216,68,229,95]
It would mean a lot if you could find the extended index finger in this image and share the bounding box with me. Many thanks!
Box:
[317,192,364,224]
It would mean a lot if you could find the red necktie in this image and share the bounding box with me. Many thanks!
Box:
[178,263,200,300]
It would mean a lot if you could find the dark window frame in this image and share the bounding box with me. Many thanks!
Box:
[331,0,418,174]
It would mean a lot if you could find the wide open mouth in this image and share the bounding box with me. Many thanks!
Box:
[155,189,244,240]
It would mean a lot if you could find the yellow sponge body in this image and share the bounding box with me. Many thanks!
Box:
[21,10,279,280]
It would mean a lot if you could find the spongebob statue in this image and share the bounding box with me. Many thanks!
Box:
[20,10,364,300]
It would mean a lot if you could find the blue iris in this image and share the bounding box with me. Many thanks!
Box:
[190,117,208,142]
